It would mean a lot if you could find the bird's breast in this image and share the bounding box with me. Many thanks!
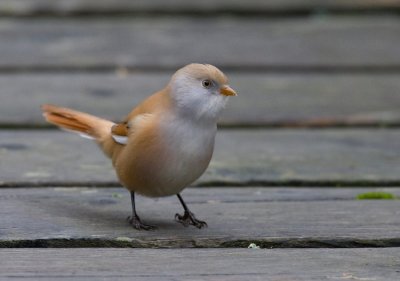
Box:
[153,118,216,194]
[117,115,216,197]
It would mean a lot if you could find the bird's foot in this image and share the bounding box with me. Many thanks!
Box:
[127,215,156,231]
[175,211,208,229]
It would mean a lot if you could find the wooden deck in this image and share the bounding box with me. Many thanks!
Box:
[1,1,400,280]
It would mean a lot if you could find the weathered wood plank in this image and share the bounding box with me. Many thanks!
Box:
[1,73,400,127]
[0,187,400,248]
[1,248,399,280]
[1,0,399,16]
[1,129,400,185]
[0,17,399,69]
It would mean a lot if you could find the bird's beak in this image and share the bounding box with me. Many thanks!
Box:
[219,85,238,96]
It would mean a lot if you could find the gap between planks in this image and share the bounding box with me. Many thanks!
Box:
[2,237,400,249]
[3,180,400,188]
[2,123,400,130]
[0,1,400,18]
[1,65,400,74]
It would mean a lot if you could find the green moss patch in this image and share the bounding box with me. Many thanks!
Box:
[356,192,397,200]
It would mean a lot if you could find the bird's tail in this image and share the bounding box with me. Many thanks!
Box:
[41,104,117,157]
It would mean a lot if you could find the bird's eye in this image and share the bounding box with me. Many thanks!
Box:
[202,79,212,88]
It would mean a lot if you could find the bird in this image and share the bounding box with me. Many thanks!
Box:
[41,63,237,230]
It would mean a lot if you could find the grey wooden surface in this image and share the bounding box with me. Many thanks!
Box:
[1,73,400,127]
[1,129,400,185]
[1,248,399,281]
[1,0,400,279]
[1,187,400,248]
[0,17,399,69]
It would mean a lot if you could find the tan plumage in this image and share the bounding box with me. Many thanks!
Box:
[41,63,237,230]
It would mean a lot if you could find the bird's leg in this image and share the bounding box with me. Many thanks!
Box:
[175,193,207,229]
[127,191,155,230]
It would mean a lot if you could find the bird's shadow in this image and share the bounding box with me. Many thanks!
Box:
[43,198,195,233]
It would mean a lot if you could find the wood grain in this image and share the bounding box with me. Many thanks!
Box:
[0,17,399,69]
[0,0,399,276]
[1,187,400,248]
[1,73,400,127]
[0,248,399,280]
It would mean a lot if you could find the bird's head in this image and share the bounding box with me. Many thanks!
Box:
[168,63,237,122]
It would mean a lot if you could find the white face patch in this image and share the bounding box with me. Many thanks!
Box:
[171,76,228,122]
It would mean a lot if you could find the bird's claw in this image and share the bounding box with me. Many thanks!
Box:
[175,211,208,229]
[127,216,156,231]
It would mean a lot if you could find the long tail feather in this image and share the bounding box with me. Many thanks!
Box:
[41,104,113,139]
[41,104,119,158]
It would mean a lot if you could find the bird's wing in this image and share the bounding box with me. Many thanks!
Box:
[111,122,129,144]
[110,89,169,145]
